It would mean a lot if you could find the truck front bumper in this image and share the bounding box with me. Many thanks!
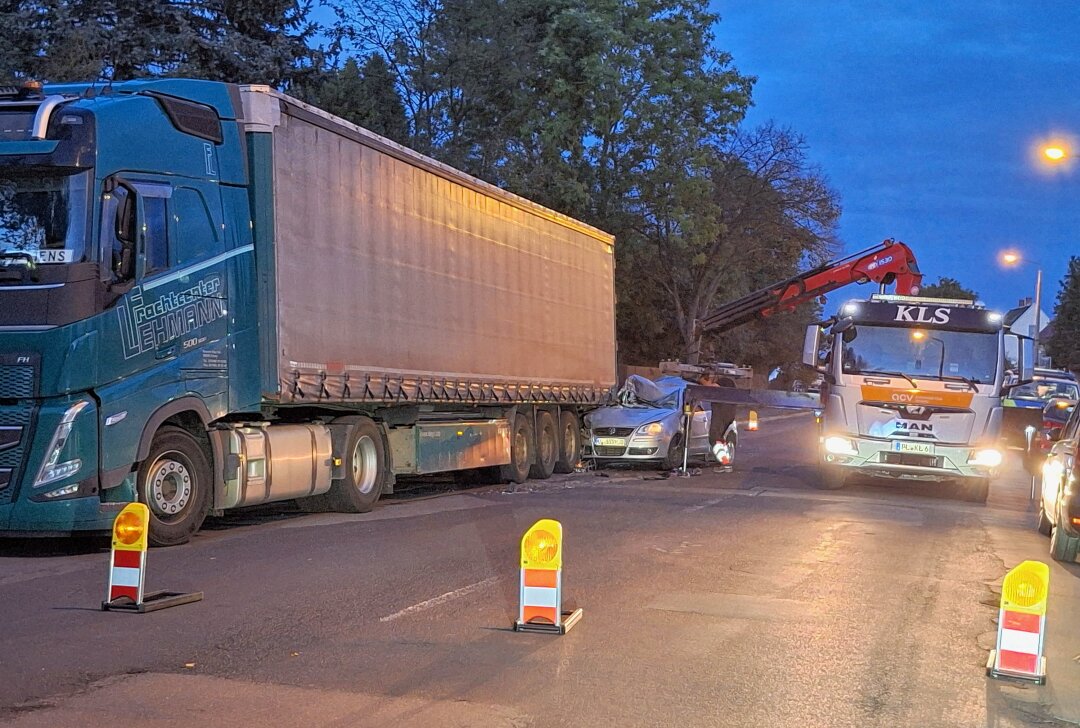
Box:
[821,436,999,482]
[0,493,121,535]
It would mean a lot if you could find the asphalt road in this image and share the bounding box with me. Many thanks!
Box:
[1,414,1078,727]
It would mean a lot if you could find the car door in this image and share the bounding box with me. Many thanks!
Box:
[1044,405,1080,523]
[688,400,711,455]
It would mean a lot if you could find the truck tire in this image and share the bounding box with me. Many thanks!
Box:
[326,418,387,513]
[815,464,846,490]
[138,426,211,547]
[529,411,557,480]
[554,411,581,474]
[962,477,990,504]
[662,433,684,471]
[500,413,533,484]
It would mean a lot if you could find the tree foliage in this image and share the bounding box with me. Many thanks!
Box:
[919,276,979,301]
[303,55,409,144]
[0,0,320,87]
[1047,257,1080,372]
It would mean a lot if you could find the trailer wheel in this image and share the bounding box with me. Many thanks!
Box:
[327,418,387,513]
[138,426,211,547]
[530,411,557,480]
[500,413,533,484]
[554,411,581,474]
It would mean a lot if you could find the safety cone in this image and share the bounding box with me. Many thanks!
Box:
[101,503,203,613]
[986,560,1049,684]
[513,519,582,634]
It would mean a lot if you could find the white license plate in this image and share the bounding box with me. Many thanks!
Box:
[596,437,627,447]
[892,440,935,455]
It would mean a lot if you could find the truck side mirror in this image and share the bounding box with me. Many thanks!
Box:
[1007,333,1036,385]
[111,183,137,282]
[802,324,821,369]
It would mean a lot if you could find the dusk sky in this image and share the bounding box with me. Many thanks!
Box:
[713,2,1080,316]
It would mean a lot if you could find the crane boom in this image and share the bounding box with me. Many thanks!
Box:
[697,239,922,334]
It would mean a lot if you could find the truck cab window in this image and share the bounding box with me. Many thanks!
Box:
[142,196,169,277]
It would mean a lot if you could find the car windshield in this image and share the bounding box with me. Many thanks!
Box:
[0,170,91,264]
[1013,380,1079,401]
[840,324,998,383]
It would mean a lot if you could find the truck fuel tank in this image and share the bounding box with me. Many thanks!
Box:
[215,424,333,509]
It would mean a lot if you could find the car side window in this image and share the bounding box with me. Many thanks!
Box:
[1064,404,1080,442]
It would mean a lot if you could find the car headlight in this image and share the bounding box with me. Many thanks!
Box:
[968,448,1002,468]
[636,422,664,437]
[823,435,858,456]
[34,400,90,488]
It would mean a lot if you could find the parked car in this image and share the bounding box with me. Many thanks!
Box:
[583,375,738,470]
[1023,398,1076,475]
[1037,400,1080,562]
[1003,371,1079,448]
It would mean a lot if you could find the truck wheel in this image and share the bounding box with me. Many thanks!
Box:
[815,464,846,490]
[554,411,581,474]
[500,414,533,484]
[529,411,557,480]
[1050,508,1080,564]
[327,418,387,513]
[962,477,990,504]
[662,433,684,471]
[138,426,211,547]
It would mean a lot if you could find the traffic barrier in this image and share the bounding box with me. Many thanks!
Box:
[747,410,759,431]
[101,503,204,613]
[513,518,582,634]
[986,560,1049,685]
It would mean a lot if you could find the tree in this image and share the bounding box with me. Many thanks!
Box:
[0,0,320,87]
[304,55,409,143]
[1047,256,1080,373]
[919,276,979,301]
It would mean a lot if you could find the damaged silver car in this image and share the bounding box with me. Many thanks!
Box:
[583,375,737,470]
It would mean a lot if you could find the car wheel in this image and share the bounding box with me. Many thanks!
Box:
[1037,504,1053,536]
[662,433,684,471]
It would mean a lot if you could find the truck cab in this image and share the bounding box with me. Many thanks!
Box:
[803,295,1032,501]
[0,80,255,539]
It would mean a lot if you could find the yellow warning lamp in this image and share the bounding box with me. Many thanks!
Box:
[1001,560,1049,616]
[520,518,562,570]
[112,502,150,551]
[747,410,759,431]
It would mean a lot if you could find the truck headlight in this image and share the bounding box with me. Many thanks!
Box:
[635,422,664,437]
[968,448,1002,468]
[33,400,90,488]
[823,435,858,456]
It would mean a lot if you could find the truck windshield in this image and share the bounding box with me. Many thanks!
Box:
[0,170,91,264]
[840,324,998,384]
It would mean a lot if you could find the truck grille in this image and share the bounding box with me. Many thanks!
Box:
[881,452,943,469]
[594,446,627,457]
[0,365,34,398]
[592,427,634,437]
[0,406,32,504]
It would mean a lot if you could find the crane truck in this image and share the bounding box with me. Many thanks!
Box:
[0,80,616,545]
[681,240,1033,501]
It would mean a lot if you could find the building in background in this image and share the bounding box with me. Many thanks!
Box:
[1004,298,1054,367]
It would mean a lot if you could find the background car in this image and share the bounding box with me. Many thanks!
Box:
[1003,370,1079,448]
[1037,399,1080,563]
[583,375,738,470]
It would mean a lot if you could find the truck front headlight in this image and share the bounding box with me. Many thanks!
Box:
[33,400,90,488]
[968,448,1002,468]
[823,435,858,456]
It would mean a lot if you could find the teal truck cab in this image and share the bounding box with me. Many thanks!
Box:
[0,80,616,544]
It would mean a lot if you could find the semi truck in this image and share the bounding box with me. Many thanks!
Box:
[801,294,1033,502]
[0,80,616,545]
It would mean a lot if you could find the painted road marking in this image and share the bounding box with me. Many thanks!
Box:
[379,576,499,623]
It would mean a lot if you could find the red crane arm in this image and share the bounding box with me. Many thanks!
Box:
[696,239,922,334]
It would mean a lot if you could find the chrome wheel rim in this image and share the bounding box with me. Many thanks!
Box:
[352,435,379,494]
[148,451,193,520]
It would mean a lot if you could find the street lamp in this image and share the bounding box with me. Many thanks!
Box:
[999,250,1044,367]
